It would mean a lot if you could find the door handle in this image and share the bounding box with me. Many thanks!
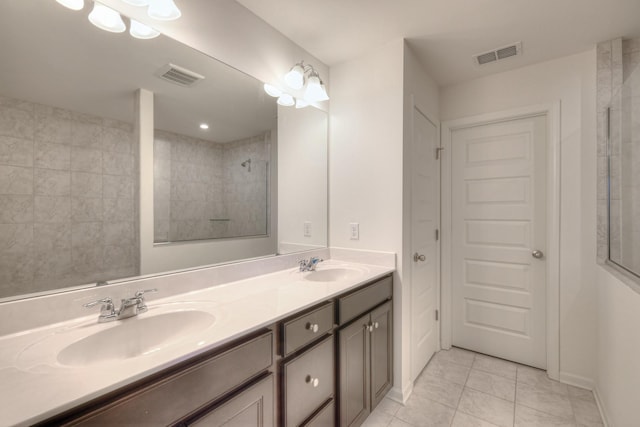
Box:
[532,250,544,259]
[413,253,426,262]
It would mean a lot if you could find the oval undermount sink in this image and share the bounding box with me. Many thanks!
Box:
[57,310,215,367]
[303,266,366,282]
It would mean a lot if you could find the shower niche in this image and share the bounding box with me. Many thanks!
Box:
[153,129,272,243]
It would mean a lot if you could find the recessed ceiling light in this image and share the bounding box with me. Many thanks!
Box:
[199,123,209,130]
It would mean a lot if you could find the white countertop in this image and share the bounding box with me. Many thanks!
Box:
[0,259,393,427]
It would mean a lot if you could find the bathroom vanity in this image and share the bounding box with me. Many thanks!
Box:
[0,259,394,427]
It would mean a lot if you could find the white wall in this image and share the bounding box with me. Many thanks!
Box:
[329,38,407,397]
[278,106,328,253]
[595,267,640,426]
[440,50,598,387]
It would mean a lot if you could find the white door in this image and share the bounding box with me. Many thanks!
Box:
[451,115,547,369]
[411,107,439,381]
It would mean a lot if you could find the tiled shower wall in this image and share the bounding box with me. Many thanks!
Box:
[154,130,270,243]
[0,96,139,299]
[597,38,640,274]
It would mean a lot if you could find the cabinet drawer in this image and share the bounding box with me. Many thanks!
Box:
[302,399,334,427]
[282,301,334,356]
[187,374,274,427]
[65,330,273,426]
[338,275,392,325]
[282,335,334,427]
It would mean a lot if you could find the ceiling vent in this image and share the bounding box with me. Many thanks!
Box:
[156,63,205,87]
[473,42,522,66]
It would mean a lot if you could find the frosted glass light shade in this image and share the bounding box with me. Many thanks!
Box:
[122,0,150,6]
[284,64,305,90]
[88,3,126,33]
[277,94,295,107]
[304,75,329,102]
[130,19,160,39]
[56,0,84,10]
[147,0,182,21]
[263,84,282,98]
[295,98,309,109]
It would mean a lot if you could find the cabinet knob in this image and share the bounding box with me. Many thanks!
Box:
[366,323,374,332]
[305,375,319,387]
[306,322,319,333]
[374,322,379,329]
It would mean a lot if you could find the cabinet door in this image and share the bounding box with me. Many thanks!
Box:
[338,313,370,427]
[370,301,393,410]
[187,374,274,427]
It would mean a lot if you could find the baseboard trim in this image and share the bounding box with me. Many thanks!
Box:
[559,371,595,390]
[387,382,413,405]
[592,386,610,427]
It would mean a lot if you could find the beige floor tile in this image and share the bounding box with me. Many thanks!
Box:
[376,397,403,416]
[515,404,577,427]
[570,397,604,426]
[472,354,518,380]
[433,347,476,367]
[516,382,574,420]
[567,385,595,401]
[389,418,415,427]
[457,388,515,427]
[413,372,465,408]
[452,410,502,427]
[362,408,394,427]
[466,369,516,402]
[395,393,456,427]
[516,365,568,395]
[425,356,471,385]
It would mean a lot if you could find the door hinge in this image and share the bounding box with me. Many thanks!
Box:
[435,310,439,321]
[435,229,439,241]
[435,147,444,160]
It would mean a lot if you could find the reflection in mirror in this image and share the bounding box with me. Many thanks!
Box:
[0,0,328,302]
[608,58,640,277]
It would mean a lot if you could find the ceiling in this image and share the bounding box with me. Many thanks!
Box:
[0,0,276,143]
[235,0,640,86]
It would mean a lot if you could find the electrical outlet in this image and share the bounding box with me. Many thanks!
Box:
[304,221,312,237]
[349,223,359,240]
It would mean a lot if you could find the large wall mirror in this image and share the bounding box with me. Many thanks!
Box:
[0,0,328,301]
[608,54,640,278]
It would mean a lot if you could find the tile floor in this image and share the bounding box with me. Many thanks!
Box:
[363,347,604,427]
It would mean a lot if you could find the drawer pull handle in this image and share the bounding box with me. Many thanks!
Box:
[366,323,374,332]
[306,322,319,333]
[305,375,319,387]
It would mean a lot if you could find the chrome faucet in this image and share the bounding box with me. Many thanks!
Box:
[299,257,323,272]
[84,289,158,322]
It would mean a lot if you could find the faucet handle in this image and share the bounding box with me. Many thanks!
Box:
[134,288,158,298]
[83,297,113,309]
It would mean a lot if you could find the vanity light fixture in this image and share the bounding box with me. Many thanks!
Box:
[147,0,182,21]
[295,98,309,109]
[130,19,160,39]
[284,63,305,90]
[56,0,85,10]
[304,70,329,103]
[277,93,295,107]
[263,83,283,98]
[88,2,126,33]
[121,0,150,6]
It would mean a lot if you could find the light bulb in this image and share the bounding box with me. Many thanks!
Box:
[56,0,84,10]
[263,84,282,98]
[304,74,329,102]
[130,19,160,39]
[88,2,126,33]
[295,98,309,109]
[147,0,182,21]
[199,123,209,130]
[277,94,295,107]
[121,0,150,6]
[284,64,305,90]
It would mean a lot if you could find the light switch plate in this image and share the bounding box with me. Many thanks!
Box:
[349,223,359,240]
[304,221,312,237]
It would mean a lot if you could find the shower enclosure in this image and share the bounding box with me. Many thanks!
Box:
[154,130,271,243]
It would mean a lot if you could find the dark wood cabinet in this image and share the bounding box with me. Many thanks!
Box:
[337,278,393,427]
